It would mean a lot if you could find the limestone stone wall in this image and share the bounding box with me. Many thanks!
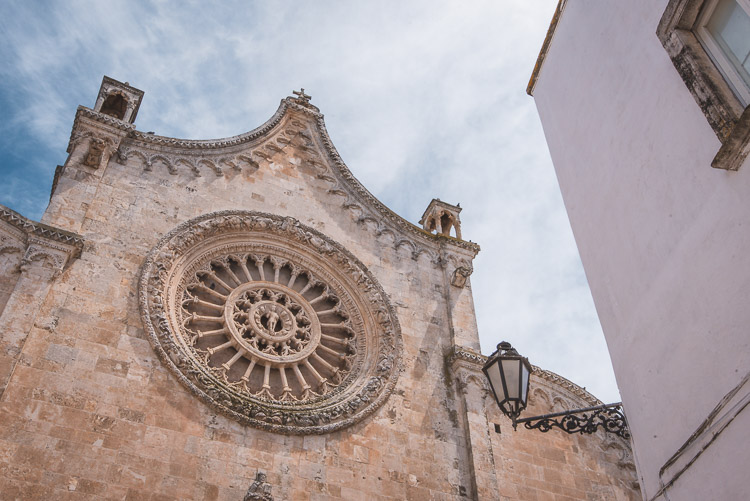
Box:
[0,220,24,318]
[488,373,640,501]
[0,82,640,500]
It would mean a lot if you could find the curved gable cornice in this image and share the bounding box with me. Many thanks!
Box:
[70,95,479,273]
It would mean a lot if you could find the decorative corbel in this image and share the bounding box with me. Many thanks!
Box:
[451,265,473,288]
[20,237,80,282]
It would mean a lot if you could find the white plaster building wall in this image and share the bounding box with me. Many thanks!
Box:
[531,0,750,499]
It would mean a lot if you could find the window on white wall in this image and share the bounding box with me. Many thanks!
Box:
[659,0,750,171]
[696,0,750,105]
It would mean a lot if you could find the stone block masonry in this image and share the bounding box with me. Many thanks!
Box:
[0,76,640,500]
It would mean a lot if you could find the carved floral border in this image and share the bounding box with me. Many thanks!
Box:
[139,210,403,434]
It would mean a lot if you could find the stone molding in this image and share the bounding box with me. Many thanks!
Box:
[0,205,82,285]
[73,94,478,275]
[128,99,291,149]
[657,0,750,171]
[139,210,402,434]
[449,346,604,414]
[449,346,634,461]
[0,205,83,254]
[68,106,136,151]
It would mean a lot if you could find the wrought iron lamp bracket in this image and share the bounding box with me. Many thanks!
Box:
[514,402,630,440]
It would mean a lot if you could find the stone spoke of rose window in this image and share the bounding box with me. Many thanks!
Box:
[180,253,355,402]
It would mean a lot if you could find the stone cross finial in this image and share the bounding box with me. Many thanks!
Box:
[292,88,311,102]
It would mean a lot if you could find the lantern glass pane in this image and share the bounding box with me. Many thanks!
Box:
[501,359,520,399]
[486,360,507,403]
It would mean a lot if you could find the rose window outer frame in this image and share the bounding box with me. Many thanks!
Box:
[139,210,402,435]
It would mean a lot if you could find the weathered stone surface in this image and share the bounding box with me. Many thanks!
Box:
[0,77,640,500]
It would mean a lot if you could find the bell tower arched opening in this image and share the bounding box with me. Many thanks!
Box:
[100,93,128,120]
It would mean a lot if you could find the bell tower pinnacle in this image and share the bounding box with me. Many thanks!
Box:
[93,76,144,124]
[419,198,463,240]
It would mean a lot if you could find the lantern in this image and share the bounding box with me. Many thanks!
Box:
[482,341,532,424]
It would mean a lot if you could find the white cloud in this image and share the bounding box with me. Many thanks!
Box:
[0,0,620,402]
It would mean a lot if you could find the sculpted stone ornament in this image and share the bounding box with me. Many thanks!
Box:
[84,137,107,168]
[108,94,479,266]
[139,211,402,434]
[451,265,472,288]
[244,472,273,501]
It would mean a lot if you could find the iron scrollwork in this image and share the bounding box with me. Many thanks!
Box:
[518,402,630,439]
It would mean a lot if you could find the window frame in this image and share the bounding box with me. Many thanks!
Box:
[658,0,750,171]
[694,0,750,106]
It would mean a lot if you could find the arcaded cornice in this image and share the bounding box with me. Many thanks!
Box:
[72,94,480,268]
[449,346,602,408]
[127,99,292,149]
[305,101,481,256]
[0,204,84,252]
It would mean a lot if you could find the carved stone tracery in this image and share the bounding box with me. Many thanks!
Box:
[88,95,479,268]
[140,210,402,434]
[0,205,83,280]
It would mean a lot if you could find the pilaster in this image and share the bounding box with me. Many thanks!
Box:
[0,206,82,399]
[450,347,501,501]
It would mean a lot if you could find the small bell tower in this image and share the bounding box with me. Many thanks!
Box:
[420,198,463,240]
[93,76,144,124]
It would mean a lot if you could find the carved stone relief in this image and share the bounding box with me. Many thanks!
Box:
[451,265,473,288]
[83,137,107,167]
[101,96,479,276]
[0,232,25,261]
[244,472,274,501]
[139,210,402,434]
[0,206,82,279]
[70,130,119,170]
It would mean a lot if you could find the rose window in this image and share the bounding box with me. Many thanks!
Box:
[182,255,356,402]
[140,211,401,434]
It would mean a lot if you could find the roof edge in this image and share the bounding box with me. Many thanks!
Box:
[450,347,602,407]
[0,204,84,250]
[309,109,481,256]
[73,93,481,256]
[527,0,568,97]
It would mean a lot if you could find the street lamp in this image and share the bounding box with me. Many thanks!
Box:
[482,341,532,422]
[483,341,630,439]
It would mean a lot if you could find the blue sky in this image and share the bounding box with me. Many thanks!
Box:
[0,0,622,403]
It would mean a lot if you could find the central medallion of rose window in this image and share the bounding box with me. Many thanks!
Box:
[140,211,401,434]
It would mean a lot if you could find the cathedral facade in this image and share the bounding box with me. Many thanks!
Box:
[0,77,639,500]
